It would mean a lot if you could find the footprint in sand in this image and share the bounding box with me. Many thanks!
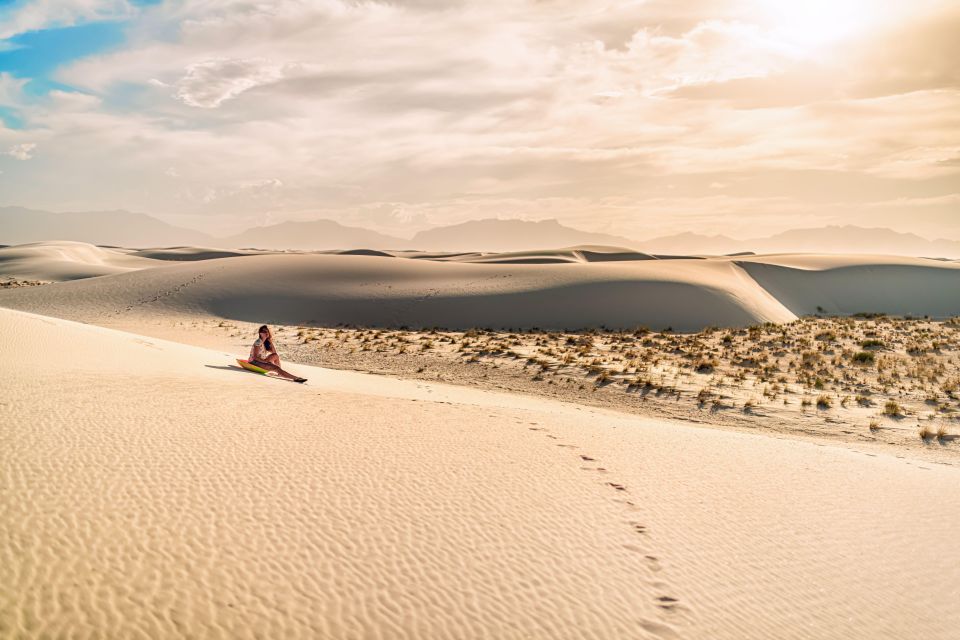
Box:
[644,555,662,572]
[639,619,680,639]
[656,595,681,612]
[629,521,647,534]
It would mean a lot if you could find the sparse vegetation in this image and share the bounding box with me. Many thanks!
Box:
[244,314,960,455]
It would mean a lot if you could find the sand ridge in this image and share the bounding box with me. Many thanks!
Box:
[0,251,794,332]
[1,245,957,333]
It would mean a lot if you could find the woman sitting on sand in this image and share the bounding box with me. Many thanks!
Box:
[249,325,307,383]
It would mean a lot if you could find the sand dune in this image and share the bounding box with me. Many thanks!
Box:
[3,306,959,638]
[2,249,959,332]
[129,246,268,261]
[0,241,163,281]
[441,246,658,264]
[326,248,396,258]
[734,254,960,317]
[0,253,797,332]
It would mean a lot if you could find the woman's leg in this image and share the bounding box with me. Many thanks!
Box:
[266,353,281,366]
[251,360,298,381]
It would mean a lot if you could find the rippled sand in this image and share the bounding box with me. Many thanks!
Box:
[2,307,959,638]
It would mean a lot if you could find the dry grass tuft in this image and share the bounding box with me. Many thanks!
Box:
[936,423,949,441]
[882,400,903,417]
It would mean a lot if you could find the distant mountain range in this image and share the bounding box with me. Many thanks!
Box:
[410,218,635,252]
[641,226,960,258]
[2,207,958,257]
[219,219,408,250]
[0,206,213,248]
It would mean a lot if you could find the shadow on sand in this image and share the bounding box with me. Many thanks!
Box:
[205,364,299,383]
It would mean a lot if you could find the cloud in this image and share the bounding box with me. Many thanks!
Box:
[1,0,957,240]
[0,72,28,107]
[200,177,284,204]
[0,0,135,40]
[668,7,960,107]
[174,58,289,108]
[6,142,36,160]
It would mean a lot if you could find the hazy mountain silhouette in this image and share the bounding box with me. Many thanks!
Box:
[639,226,960,258]
[219,219,408,250]
[638,232,742,255]
[0,206,212,247]
[752,225,960,257]
[411,218,636,251]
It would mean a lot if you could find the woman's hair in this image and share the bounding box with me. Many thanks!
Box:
[258,325,274,352]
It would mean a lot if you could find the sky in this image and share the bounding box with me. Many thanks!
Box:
[0,0,957,240]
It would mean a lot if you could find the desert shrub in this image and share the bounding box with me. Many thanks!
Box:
[906,342,928,356]
[882,400,903,417]
[695,359,718,373]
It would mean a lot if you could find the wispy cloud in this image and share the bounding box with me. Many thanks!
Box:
[0,0,135,40]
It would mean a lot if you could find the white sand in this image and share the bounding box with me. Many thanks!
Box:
[2,306,959,638]
[0,241,162,281]
[733,254,960,316]
[2,246,958,334]
[0,251,794,332]
[128,246,269,261]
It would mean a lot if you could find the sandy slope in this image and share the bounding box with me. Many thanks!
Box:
[2,307,959,639]
[128,246,269,261]
[0,241,162,281]
[0,253,797,332]
[2,249,958,333]
[434,246,659,264]
[734,254,960,316]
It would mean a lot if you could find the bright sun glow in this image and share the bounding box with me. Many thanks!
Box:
[751,0,877,51]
